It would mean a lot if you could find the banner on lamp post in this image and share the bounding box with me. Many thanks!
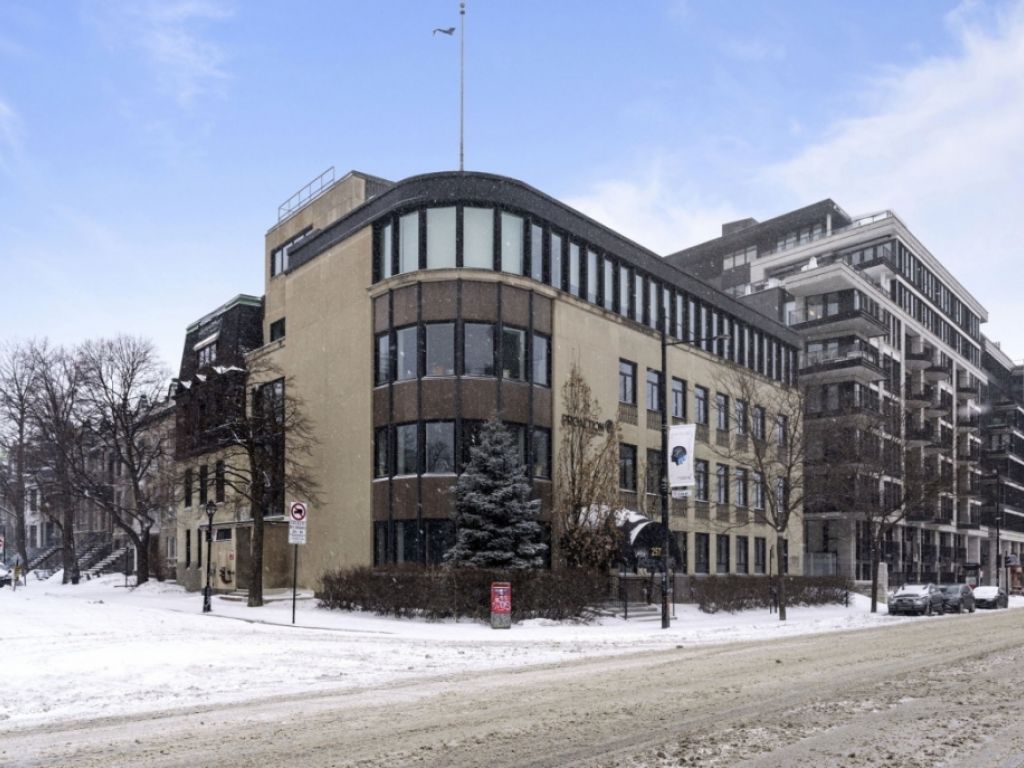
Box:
[668,424,696,488]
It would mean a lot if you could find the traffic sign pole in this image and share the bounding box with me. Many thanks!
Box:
[288,501,308,625]
[292,544,298,625]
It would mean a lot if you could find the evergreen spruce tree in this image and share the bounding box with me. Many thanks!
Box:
[445,418,547,569]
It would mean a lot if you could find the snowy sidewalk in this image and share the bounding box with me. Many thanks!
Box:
[4,573,1013,728]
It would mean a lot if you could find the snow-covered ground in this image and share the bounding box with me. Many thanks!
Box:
[4,573,1020,729]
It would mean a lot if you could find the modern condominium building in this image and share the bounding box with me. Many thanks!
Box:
[668,200,988,586]
[981,337,1024,588]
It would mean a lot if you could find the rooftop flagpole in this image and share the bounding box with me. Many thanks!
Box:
[459,1,465,171]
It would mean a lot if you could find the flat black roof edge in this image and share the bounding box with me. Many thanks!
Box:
[286,171,802,346]
[667,199,851,264]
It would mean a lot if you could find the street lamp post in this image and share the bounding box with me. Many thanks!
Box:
[202,500,216,613]
[659,307,729,629]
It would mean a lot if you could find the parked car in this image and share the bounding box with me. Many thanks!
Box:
[938,583,975,613]
[888,584,945,616]
[0,563,10,588]
[973,585,1009,609]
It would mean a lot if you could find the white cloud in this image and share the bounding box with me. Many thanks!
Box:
[569,1,1024,356]
[87,0,233,107]
[565,161,742,255]
[764,0,1024,351]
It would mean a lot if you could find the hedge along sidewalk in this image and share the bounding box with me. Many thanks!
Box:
[317,566,610,622]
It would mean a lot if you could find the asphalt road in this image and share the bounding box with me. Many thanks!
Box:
[7,609,1024,768]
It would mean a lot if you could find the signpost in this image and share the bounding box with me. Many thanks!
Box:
[288,501,308,624]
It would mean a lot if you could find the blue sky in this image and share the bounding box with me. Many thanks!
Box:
[3,0,1023,370]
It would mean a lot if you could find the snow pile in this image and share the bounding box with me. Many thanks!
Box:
[0,576,998,728]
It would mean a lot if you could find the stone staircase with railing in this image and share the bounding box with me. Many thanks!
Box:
[84,546,131,579]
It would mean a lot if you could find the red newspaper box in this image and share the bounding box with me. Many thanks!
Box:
[491,581,511,629]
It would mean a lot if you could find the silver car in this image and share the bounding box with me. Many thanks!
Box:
[888,583,945,616]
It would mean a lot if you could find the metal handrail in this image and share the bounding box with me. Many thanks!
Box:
[278,166,337,223]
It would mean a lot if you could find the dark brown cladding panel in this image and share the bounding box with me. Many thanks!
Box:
[502,381,530,423]
[422,282,458,322]
[501,286,530,328]
[372,480,389,521]
[461,378,499,421]
[391,381,418,422]
[374,295,389,333]
[393,285,418,327]
[461,282,498,322]
[421,378,457,421]
[532,386,553,428]
[392,478,417,515]
[373,387,389,427]
[420,476,456,519]
[533,294,553,335]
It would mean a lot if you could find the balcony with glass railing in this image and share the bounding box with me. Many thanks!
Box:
[799,346,885,385]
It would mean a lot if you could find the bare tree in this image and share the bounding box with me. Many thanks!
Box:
[75,336,174,586]
[714,367,806,621]
[27,341,86,583]
[0,341,37,569]
[554,363,621,570]
[211,355,319,606]
[809,404,943,612]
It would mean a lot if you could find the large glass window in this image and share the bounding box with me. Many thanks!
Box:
[619,360,637,404]
[735,400,748,436]
[753,472,765,509]
[716,464,729,504]
[646,369,662,412]
[619,444,637,490]
[395,424,418,475]
[374,427,389,478]
[736,535,749,574]
[398,212,419,274]
[672,378,687,420]
[619,266,630,318]
[776,414,789,447]
[395,326,417,381]
[716,393,730,432]
[500,213,523,274]
[716,534,730,574]
[753,406,766,440]
[634,274,644,322]
[460,420,484,470]
[695,386,709,425]
[533,427,551,478]
[463,207,493,268]
[375,332,390,385]
[426,207,456,269]
[603,257,614,311]
[550,232,562,290]
[425,421,455,473]
[735,468,748,507]
[646,449,662,495]
[695,460,709,501]
[502,327,527,381]
[569,242,581,297]
[530,223,544,281]
[532,333,550,386]
[381,223,393,279]
[695,533,710,574]
[754,537,767,574]
[425,323,454,377]
[464,323,495,376]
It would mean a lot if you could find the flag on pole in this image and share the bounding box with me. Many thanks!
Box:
[668,424,696,487]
